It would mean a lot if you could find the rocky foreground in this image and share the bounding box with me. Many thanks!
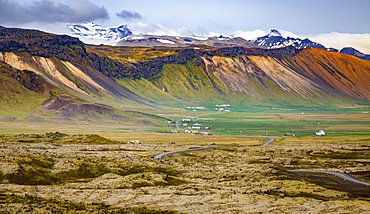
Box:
[0,133,369,213]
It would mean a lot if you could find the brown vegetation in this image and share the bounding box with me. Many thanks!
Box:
[0,133,369,213]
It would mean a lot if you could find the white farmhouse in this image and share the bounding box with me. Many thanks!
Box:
[316,130,326,136]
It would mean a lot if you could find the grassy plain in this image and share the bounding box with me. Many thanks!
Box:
[195,111,370,137]
[0,107,369,143]
[136,107,370,144]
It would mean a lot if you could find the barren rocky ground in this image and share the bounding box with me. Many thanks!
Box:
[0,133,369,213]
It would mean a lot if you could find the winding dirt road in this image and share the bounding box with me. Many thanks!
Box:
[153,136,370,186]
[287,170,370,186]
[151,113,369,186]
[153,136,274,159]
[153,147,218,159]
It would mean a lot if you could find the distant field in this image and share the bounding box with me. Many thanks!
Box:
[1,107,368,145]
[138,108,370,144]
[193,104,370,114]
[192,111,370,137]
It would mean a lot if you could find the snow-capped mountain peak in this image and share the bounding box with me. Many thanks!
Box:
[267,29,282,37]
[68,22,132,42]
[252,29,326,50]
[250,29,370,60]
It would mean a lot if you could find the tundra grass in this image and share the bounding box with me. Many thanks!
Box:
[0,193,179,213]
[0,132,369,212]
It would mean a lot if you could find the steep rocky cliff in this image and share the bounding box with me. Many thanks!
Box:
[142,49,370,106]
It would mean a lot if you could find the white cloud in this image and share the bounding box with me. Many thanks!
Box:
[0,0,108,24]
[127,22,181,36]
[229,29,303,40]
[229,29,266,40]
[308,32,370,54]
[278,30,303,39]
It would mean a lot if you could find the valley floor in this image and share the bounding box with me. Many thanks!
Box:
[0,133,369,213]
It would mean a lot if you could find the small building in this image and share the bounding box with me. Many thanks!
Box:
[216,104,231,107]
[316,130,326,136]
[127,140,139,144]
[284,133,295,136]
[186,130,199,134]
[182,119,193,122]
[184,129,199,134]
[217,108,230,112]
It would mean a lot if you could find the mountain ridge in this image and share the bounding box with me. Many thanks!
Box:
[252,29,327,50]
[340,47,370,61]
[252,29,370,61]
[67,23,369,60]
[0,26,369,123]
[117,35,257,48]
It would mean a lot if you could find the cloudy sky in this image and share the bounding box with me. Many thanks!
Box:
[1,0,369,52]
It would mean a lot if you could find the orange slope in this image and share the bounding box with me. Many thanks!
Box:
[291,48,370,100]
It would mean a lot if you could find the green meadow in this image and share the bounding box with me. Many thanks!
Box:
[1,105,369,144]
[144,106,370,140]
[192,111,370,137]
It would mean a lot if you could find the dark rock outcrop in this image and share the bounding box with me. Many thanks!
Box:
[0,61,52,96]
[0,27,87,61]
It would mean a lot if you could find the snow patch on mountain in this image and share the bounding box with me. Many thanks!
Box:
[157,39,175,44]
[68,22,132,42]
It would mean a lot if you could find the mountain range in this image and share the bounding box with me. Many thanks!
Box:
[1,26,370,124]
[252,29,370,61]
[116,35,257,48]
[69,23,370,60]
[68,22,132,41]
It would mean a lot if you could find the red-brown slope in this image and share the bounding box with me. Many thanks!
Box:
[291,48,370,100]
